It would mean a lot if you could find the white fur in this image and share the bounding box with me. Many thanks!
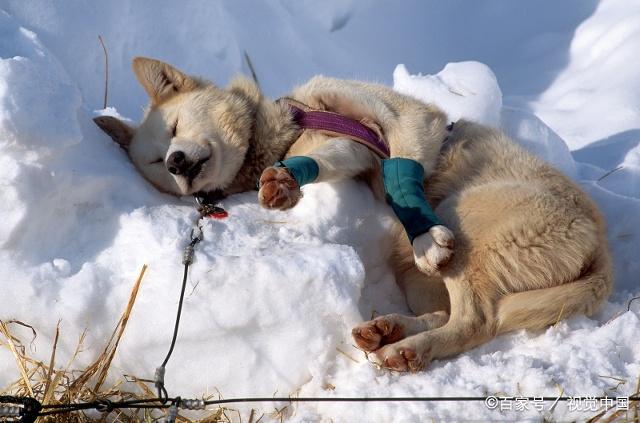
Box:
[412,225,454,274]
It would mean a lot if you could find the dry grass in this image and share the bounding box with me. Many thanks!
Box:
[0,264,235,423]
[587,376,640,422]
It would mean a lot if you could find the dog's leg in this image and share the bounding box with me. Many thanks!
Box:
[259,139,375,209]
[378,107,455,275]
[373,272,492,372]
[397,266,449,316]
[352,311,449,352]
[351,234,452,352]
[374,250,613,372]
[495,252,612,333]
[383,157,455,274]
[389,231,451,315]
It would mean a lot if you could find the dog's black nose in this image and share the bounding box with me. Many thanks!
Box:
[167,151,188,175]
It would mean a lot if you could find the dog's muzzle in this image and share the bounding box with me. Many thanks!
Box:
[166,151,209,180]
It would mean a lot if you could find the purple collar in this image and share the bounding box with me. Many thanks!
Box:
[280,98,390,158]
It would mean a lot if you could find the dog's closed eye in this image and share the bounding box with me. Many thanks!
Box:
[149,158,164,164]
[171,120,178,137]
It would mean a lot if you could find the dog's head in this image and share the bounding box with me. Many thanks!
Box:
[94,57,256,196]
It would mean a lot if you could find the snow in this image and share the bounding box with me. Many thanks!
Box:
[533,0,640,149]
[394,61,503,127]
[0,1,638,422]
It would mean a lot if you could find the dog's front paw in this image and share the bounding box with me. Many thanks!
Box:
[412,225,454,274]
[258,166,302,210]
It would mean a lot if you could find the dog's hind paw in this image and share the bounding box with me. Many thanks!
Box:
[374,343,427,373]
[352,315,405,352]
[258,166,302,210]
[412,225,454,275]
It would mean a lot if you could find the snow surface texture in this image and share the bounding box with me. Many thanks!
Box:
[0,1,639,422]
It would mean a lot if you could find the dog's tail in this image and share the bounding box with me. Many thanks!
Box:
[495,251,613,333]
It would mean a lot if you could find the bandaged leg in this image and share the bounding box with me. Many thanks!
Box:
[275,156,319,186]
[258,139,375,210]
[382,158,441,241]
[382,157,454,274]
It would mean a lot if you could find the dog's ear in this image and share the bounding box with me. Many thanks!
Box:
[93,116,134,150]
[132,57,201,104]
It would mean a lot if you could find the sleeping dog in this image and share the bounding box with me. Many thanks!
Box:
[95,58,612,371]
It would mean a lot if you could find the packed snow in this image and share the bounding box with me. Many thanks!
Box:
[0,1,638,422]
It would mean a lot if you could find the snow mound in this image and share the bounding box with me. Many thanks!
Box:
[393,63,578,177]
[116,187,373,396]
[393,61,502,127]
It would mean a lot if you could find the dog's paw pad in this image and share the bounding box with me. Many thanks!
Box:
[352,316,405,352]
[258,167,301,210]
[412,228,454,274]
[376,346,423,372]
[352,325,382,352]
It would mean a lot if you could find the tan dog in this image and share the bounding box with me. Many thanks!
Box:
[95,58,612,372]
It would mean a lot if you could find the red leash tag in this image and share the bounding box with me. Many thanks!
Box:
[207,208,228,219]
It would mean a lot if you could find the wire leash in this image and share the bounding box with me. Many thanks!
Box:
[154,198,209,410]
[3,394,639,422]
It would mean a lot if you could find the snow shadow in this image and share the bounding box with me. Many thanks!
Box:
[573,129,640,172]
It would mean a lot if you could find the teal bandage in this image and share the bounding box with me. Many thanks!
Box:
[274,156,319,187]
[382,158,442,243]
